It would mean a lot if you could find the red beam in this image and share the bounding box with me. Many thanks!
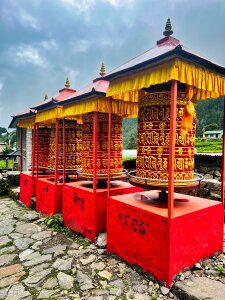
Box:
[93,112,98,194]
[55,119,59,186]
[107,98,112,198]
[63,118,66,184]
[168,80,178,219]
[20,127,23,173]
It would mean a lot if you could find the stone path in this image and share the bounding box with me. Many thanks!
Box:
[0,197,225,300]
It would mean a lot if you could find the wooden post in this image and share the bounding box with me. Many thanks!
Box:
[221,96,225,207]
[107,99,112,198]
[63,118,66,184]
[168,80,178,219]
[20,127,23,173]
[36,124,39,179]
[55,119,59,186]
[93,112,98,194]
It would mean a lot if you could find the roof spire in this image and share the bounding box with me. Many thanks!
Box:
[44,94,48,100]
[163,18,173,37]
[65,77,70,88]
[99,62,106,77]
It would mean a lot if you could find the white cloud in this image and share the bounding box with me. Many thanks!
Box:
[40,39,58,50]
[19,11,39,29]
[14,45,44,67]
[0,83,3,96]
[59,0,133,12]
[72,40,90,53]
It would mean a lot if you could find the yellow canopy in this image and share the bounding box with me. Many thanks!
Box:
[106,59,225,101]
[61,96,138,119]
[35,106,62,124]
[18,116,35,128]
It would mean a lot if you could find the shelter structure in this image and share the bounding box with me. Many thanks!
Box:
[103,19,225,286]
[59,64,142,241]
[31,79,83,215]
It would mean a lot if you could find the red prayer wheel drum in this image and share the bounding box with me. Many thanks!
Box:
[136,88,196,184]
[33,127,51,170]
[50,120,82,170]
[82,112,123,179]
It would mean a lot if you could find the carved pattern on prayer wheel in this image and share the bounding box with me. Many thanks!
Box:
[50,120,82,170]
[82,112,123,178]
[33,128,51,169]
[136,91,196,182]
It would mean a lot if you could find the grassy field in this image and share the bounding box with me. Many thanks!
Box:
[195,138,222,153]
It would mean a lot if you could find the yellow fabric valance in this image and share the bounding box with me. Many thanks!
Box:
[18,116,35,128]
[35,106,62,124]
[61,97,138,118]
[106,59,225,101]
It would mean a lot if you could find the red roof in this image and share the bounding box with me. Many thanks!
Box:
[104,35,225,79]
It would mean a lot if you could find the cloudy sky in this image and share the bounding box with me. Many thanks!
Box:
[0,0,225,128]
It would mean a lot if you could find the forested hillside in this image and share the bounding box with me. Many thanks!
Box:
[123,98,224,149]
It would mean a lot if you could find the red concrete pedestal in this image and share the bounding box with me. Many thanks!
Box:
[107,190,224,286]
[63,180,143,241]
[20,172,52,207]
[36,177,63,216]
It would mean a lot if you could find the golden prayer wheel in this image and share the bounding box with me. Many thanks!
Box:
[33,127,51,170]
[81,112,123,179]
[50,120,82,170]
[136,87,196,186]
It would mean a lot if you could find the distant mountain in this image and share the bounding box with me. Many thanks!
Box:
[122,98,224,149]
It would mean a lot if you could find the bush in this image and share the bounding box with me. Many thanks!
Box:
[0,179,10,196]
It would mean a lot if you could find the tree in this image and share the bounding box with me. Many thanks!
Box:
[205,123,219,131]
[1,145,11,168]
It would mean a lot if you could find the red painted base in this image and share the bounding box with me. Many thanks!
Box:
[36,177,63,216]
[107,190,224,286]
[20,172,52,207]
[63,181,143,241]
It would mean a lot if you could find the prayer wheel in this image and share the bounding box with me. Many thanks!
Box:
[136,86,196,184]
[50,120,82,170]
[33,127,51,170]
[82,112,123,179]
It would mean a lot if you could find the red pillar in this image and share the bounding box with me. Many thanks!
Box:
[221,96,225,207]
[20,127,23,173]
[63,118,66,184]
[168,80,178,219]
[107,99,112,198]
[31,127,35,178]
[36,124,39,179]
[93,112,98,194]
[55,118,59,185]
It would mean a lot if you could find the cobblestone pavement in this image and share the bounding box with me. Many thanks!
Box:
[0,197,225,300]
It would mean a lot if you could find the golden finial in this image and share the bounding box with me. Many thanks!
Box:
[163,18,173,37]
[65,77,70,88]
[99,63,106,77]
[44,94,48,100]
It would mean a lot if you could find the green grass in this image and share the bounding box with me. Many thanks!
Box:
[195,138,222,153]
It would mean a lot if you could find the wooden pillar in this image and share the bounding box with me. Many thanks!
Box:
[63,118,66,184]
[36,124,39,179]
[55,118,59,186]
[168,80,178,219]
[20,127,23,173]
[93,112,98,194]
[107,99,112,198]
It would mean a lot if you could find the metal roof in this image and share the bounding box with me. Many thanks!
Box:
[204,130,223,134]
[102,36,225,81]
